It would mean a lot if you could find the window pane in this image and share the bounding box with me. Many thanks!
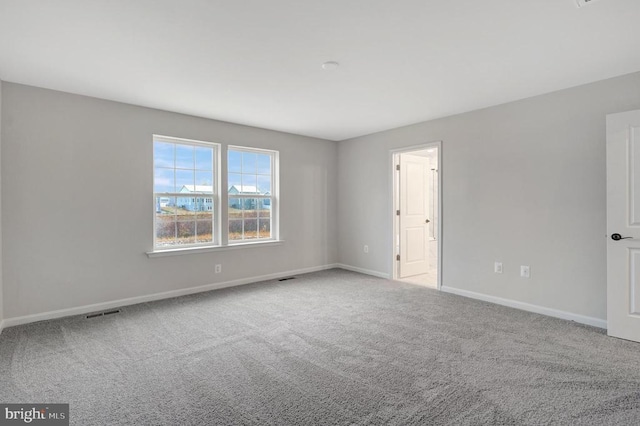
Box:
[155,196,177,246]
[195,146,213,170]
[154,142,174,168]
[195,207,214,220]
[196,220,213,243]
[195,171,213,189]
[229,219,243,241]
[154,168,175,193]
[181,196,210,212]
[258,219,271,239]
[176,221,196,245]
[242,199,258,240]
[242,174,257,192]
[156,196,176,214]
[175,144,194,169]
[176,169,194,192]
[243,199,258,216]
[257,175,271,194]
[155,220,176,247]
[243,219,257,239]
[228,173,242,193]
[176,205,195,221]
[257,154,271,175]
[229,198,243,216]
[228,150,242,173]
[242,152,257,174]
[258,198,271,216]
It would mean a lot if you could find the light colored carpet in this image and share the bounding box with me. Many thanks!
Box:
[1,269,640,425]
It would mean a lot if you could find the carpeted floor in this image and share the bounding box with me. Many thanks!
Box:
[1,268,640,425]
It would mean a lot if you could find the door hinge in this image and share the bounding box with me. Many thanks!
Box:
[396,164,400,171]
[396,254,400,261]
[396,210,400,216]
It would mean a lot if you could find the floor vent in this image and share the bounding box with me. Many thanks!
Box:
[278,277,296,281]
[86,309,121,319]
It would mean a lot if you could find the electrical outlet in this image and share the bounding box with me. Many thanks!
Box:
[215,264,222,274]
[494,262,503,274]
[520,265,530,278]
[364,245,369,253]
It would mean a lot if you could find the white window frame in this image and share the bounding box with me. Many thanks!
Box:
[227,145,279,244]
[153,135,221,251]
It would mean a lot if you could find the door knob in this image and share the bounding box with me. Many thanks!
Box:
[611,233,632,241]
[425,219,430,224]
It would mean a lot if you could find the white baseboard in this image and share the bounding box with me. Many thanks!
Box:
[2,263,340,329]
[440,286,607,329]
[3,266,605,332]
[336,263,390,279]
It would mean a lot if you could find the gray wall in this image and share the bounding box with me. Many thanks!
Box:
[3,72,640,324]
[0,80,3,327]
[1,83,338,319]
[338,71,640,321]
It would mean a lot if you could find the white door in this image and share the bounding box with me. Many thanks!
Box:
[399,153,430,278]
[607,109,640,342]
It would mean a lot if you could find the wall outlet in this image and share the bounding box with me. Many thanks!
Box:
[520,265,530,278]
[364,245,369,253]
[215,264,222,274]
[494,262,503,274]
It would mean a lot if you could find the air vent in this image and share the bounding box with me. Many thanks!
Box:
[86,309,121,319]
[278,277,296,281]
[576,0,601,7]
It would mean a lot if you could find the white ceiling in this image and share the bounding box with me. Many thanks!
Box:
[1,0,639,141]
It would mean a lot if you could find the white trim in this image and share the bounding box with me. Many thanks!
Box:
[390,141,443,290]
[440,285,607,329]
[336,263,390,279]
[227,145,277,155]
[2,263,339,329]
[147,240,284,257]
[154,134,220,148]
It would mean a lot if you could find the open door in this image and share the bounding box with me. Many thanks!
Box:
[399,153,430,278]
[607,109,640,342]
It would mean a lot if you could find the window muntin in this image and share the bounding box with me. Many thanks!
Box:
[153,136,219,249]
[228,147,277,242]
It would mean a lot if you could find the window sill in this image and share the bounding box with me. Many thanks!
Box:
[146,240,284,258]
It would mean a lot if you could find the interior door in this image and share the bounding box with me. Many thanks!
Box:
[607,109,640,342]
[399,153,430,278]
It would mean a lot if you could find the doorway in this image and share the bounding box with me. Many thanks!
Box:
[392,143,441,288]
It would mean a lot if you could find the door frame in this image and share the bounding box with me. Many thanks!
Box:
[390,141,443,289]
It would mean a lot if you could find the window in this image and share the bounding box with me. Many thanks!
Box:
[153,136,219,249]
[151,137,278,253]
[228,146,278,242]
